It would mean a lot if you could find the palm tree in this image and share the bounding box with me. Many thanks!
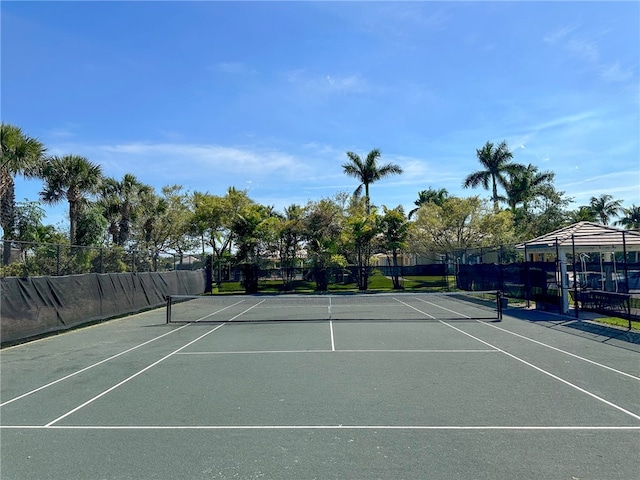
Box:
[1,124,47,264]
[614,205,640,229]
[503,164,555,211]
[40,155,103,245]
[99,174,151,246]
[463,140,524,211]
[568,206,598,224]
[342,148,403,213]
[408,187,449,219]
[589,194,622,225]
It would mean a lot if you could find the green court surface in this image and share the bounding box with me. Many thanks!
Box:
[1,295,638,479]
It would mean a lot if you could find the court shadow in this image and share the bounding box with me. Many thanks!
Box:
[562,320,640,345]
[504,306,640,350]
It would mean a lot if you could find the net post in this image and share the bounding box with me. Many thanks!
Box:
[166,295,171,324]
[497,291,503,321]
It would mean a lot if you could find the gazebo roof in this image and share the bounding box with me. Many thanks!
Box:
[515,222,640,253]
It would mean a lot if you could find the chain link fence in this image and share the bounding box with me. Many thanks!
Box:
[1,240,204,277]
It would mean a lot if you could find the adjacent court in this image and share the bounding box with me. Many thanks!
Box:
[1,293,639,479]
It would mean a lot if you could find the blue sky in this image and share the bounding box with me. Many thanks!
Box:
[3,1,639,230]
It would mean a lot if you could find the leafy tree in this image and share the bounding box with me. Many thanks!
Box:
[76,206,109,247]
[342,148,403,213]
[514,185,573,239]
[409,196,514,258]
[463,141,525,211]
[615,205,640,229]
[136,185,194,271]
[589,194,622,225]
[0,124,47,264]
[40,155,103,245]
[12,200,47,245]
[341,197,379,290]
[231,202,274,293]
[379,205,411,289]
[303,198,344,291]
[274,204,305,289]
[189,188,252,284]
[408,187,449,219]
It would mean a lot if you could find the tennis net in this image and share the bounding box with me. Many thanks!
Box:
[166,291,503,324]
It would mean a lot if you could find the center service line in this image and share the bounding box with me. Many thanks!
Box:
[329,321,336,352]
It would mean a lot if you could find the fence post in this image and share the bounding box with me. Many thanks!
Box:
[56,244,61,276]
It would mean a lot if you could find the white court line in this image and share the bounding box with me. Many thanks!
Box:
[329,320,335,352]
[393,298,437,319]
[2,299,248,407]
[44,301,267,427]
[176,349,499,355]
[414,297,471,318]
[480,321,640,381]
[43,323,226,427]
[441,321,640,421]
[0,322,192,407]
[2,425,639,431]
[191,300,245,322]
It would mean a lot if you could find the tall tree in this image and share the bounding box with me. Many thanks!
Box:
[589,194,622,225]
[568,206,598,224]
[135,185,194,271]
[0,124,47,264]
[342,148,403,213]
[340,196,379,290]
[502,164,555,212]
[231,202,274,294]
[615,205,640,229]
[380,206,411,289]
[276,204,305,289]
[303,198,344,291]
[408,187,449,219]
[189,188,252,284]
[98,174,151,246]
[40,155,103,245]
[463,141,524,211]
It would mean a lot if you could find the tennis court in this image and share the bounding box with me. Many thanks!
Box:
[1,292,639,479]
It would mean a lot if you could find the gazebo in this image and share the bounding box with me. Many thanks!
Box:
[515,222,640,314]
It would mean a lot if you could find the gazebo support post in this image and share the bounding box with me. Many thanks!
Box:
[572,234,579,318]
[558,243,569,314]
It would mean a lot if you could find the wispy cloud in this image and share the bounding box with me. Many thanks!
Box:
[528,111,597,132]
[599,62,634,83]
[544,25,635,84]
[543,25,577,44]
[285,70,370,96]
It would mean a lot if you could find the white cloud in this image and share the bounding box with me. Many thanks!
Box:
[543,25,577,44]
[286,70,369,96]
[599,62,634,83]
